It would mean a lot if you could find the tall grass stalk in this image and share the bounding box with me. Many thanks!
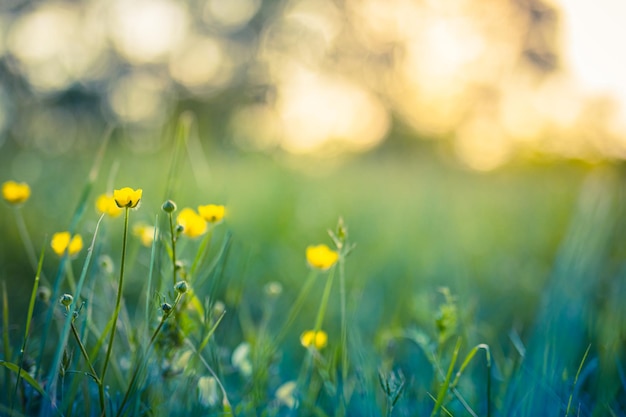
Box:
[12,207,42,281]
[430,338,462,417]
[313,266,336,333]
[11,245,45,412]
[36,133,109,380]
[276,270,318,345]
[144,215,159,340]
[116,292,185,417]
[43,215,105,417]
[3,281,11,406]
[565,344,591,416]
[450,343,492,417]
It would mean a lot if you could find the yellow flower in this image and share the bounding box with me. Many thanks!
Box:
[300,330,328,349]
[306,244,339,270]
[113,187,142,208]
[51,232,83,257]
[2,181,31,205]
[198,204,226,224]
[177,208,207,238]
[96,194,122,217]
[133,223,156,247]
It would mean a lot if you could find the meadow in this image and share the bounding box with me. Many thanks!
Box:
[0,118,625,417]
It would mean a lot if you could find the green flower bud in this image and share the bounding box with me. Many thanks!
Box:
[60,294,73,307]
[162,303,173,313]
[162,200,177,213]
[174,280,188,294]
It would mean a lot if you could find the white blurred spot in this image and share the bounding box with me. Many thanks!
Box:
[109,0,188,64]
[169,36,230,90]
[7,3,108,92]
[203,0,261,32]
[198,376,220,408]
[108,72,169,123]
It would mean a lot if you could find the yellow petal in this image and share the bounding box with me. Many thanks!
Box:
[198,204,225,224]
[2,181,31,205]
[177,208,207,238]
[306,244,339,270]
[113,187,143,208]
[96,194,122,217]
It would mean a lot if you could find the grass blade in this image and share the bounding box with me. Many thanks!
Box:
[12,244,45,411]
[430,337,462,417]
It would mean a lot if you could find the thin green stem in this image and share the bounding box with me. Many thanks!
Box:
[313,266,336,333]
[65,261,77,294]
[2,281,11,407]
[12,207,42,281]
[168,212,177,287]
[11,245,45,412]
[338,250,348,405]
[276,270,317,345]
[102,207,130,383]
[144,215,159,341]
[430,338,462,417]
[189,227,213,280]
[565,344,591,417]
[70,321,102,387]
[116,293,184,417]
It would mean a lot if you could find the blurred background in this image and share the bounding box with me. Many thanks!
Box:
[2,1,626,412]
[0,0,625,167]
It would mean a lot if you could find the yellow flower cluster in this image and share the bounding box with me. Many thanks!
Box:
[176,204,226,238]
[2,181,31,205]
[306,244,339,270]
[51,232,83,257]
[300,330,328,349]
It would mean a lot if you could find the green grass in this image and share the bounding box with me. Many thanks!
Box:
[0,123,625,416]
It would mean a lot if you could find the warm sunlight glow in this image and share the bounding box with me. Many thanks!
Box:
[277,69,389,154]
[109,0,188,64]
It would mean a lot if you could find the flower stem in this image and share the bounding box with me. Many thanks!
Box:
[116,293,184,417]
[168,212,177,287]
[69,320,104,414]
[102,207,130,384]
[13,207,48,285]
[313,266,336,333]
[338,251,348,413]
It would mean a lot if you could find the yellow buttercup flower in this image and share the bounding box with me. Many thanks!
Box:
[133,223,156,247]
[177,208,207,238]
[113,187,142,208]
[51,232,83,257]
[198,204,226,224]
[306,244,339,270]
[96,194,123,217]
[2,181,31,205]
[300,330,328,349]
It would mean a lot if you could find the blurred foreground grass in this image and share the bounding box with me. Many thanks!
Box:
[1,129,625,416]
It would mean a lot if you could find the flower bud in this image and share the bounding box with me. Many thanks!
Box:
[60,294,74,307]
[162,303,173,313]
[162,200,177,213]
[174,280,188,294]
